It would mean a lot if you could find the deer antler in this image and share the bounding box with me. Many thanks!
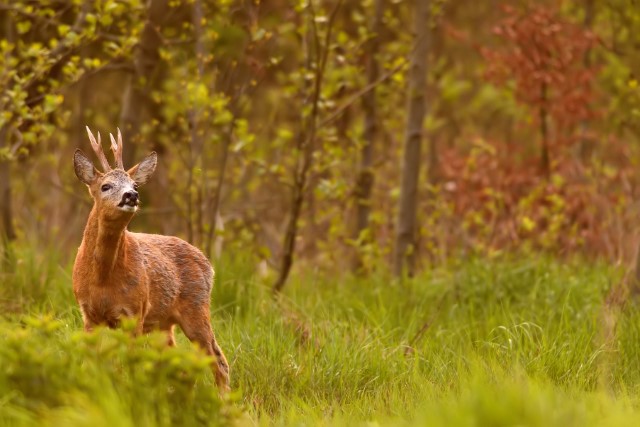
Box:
[86,126,112,172]
[110,128,124,170]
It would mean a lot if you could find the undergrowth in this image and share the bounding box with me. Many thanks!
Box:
[2,243,640,426]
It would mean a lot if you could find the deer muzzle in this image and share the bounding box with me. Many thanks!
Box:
[119,191,139,208]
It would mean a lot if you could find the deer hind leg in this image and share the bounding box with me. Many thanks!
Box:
[165,325,176,347]
[209,333,230,391]
[178,311,230,390]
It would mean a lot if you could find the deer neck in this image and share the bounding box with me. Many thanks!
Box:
[82,206,132,280]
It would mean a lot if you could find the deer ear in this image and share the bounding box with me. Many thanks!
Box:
[127,152,157,186]
[74,149,100,185]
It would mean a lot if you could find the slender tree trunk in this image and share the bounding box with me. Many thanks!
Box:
[185,151,195,244]
[579,0,594,160]
[183,0,207,245]
[117,0,170,239]
[352,0,384,271]
[540,82,550,178]
[427,22,443,188]
[0,126,16,244]
[119,0,166,165]
[188,0,209,246]
[273,1,342,294]
[393,0,430,278]
[0,16,16,246]
[72,77,88,148]
[204,117,234,257]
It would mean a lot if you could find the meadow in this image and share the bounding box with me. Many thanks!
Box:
[2,243,640,426]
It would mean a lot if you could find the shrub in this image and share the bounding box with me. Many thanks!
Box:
[0,316,239,427]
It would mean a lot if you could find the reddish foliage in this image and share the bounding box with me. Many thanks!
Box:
[417,3,637,259]
[436,138,639,258]
[482,4,599,140]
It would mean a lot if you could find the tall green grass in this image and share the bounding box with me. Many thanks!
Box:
[2,243,640,426]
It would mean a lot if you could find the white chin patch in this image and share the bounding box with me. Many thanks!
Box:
[119,205,137,213]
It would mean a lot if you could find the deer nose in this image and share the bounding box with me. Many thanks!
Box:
[123,191,138,202]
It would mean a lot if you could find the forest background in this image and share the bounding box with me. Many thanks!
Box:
[2,0,639,280]
[3,0,640,425]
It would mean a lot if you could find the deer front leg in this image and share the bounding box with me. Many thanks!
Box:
[165,325,176,347]
[79,305,94,332]
[83,320,94,333]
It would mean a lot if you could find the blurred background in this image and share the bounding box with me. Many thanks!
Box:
[6,2,640,424]
[1,0,639,282]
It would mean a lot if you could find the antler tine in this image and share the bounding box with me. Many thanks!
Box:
[110,128,124,169]
[86,126,112,172]
[117,128,124,168]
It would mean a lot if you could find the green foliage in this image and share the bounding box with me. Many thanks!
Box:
[6,242,640,425]
[596,0,640,138]
[4,0,638,271]
[0,316,238,427]
[0,1,143,159]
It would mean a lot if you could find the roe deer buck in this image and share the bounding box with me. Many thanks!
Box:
[72,127,230,389]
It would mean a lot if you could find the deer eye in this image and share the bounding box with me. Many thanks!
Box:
[101,184,112,192]
[133,183,139,191]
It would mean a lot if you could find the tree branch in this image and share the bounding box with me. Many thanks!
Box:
[272,0,343,294]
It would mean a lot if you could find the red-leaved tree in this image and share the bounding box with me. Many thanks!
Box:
[482,4,598,177]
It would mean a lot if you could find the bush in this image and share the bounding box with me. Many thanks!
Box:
[0,316,239,427]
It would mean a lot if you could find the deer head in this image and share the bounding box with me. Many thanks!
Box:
[74,127,157,219]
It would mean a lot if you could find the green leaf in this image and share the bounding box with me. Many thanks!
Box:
[57,24,71,37]
[17,21,31,34]
[43,94,64,114]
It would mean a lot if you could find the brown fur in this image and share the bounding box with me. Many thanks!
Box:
[72,128,230,390]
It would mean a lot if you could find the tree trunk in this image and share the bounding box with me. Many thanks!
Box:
[119,0,167,165]
[184,0,207,245]
[352,0,384,271]
[0,15,16,246]
[0,126,16,243]
[204,117,234,257]
[578,0,595,160]
[273,1,342,294]
[393,0,430,278]
[117,0,171,239]
[193,0,207,248]
[72,77,88,149]
[540,82,550,178]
